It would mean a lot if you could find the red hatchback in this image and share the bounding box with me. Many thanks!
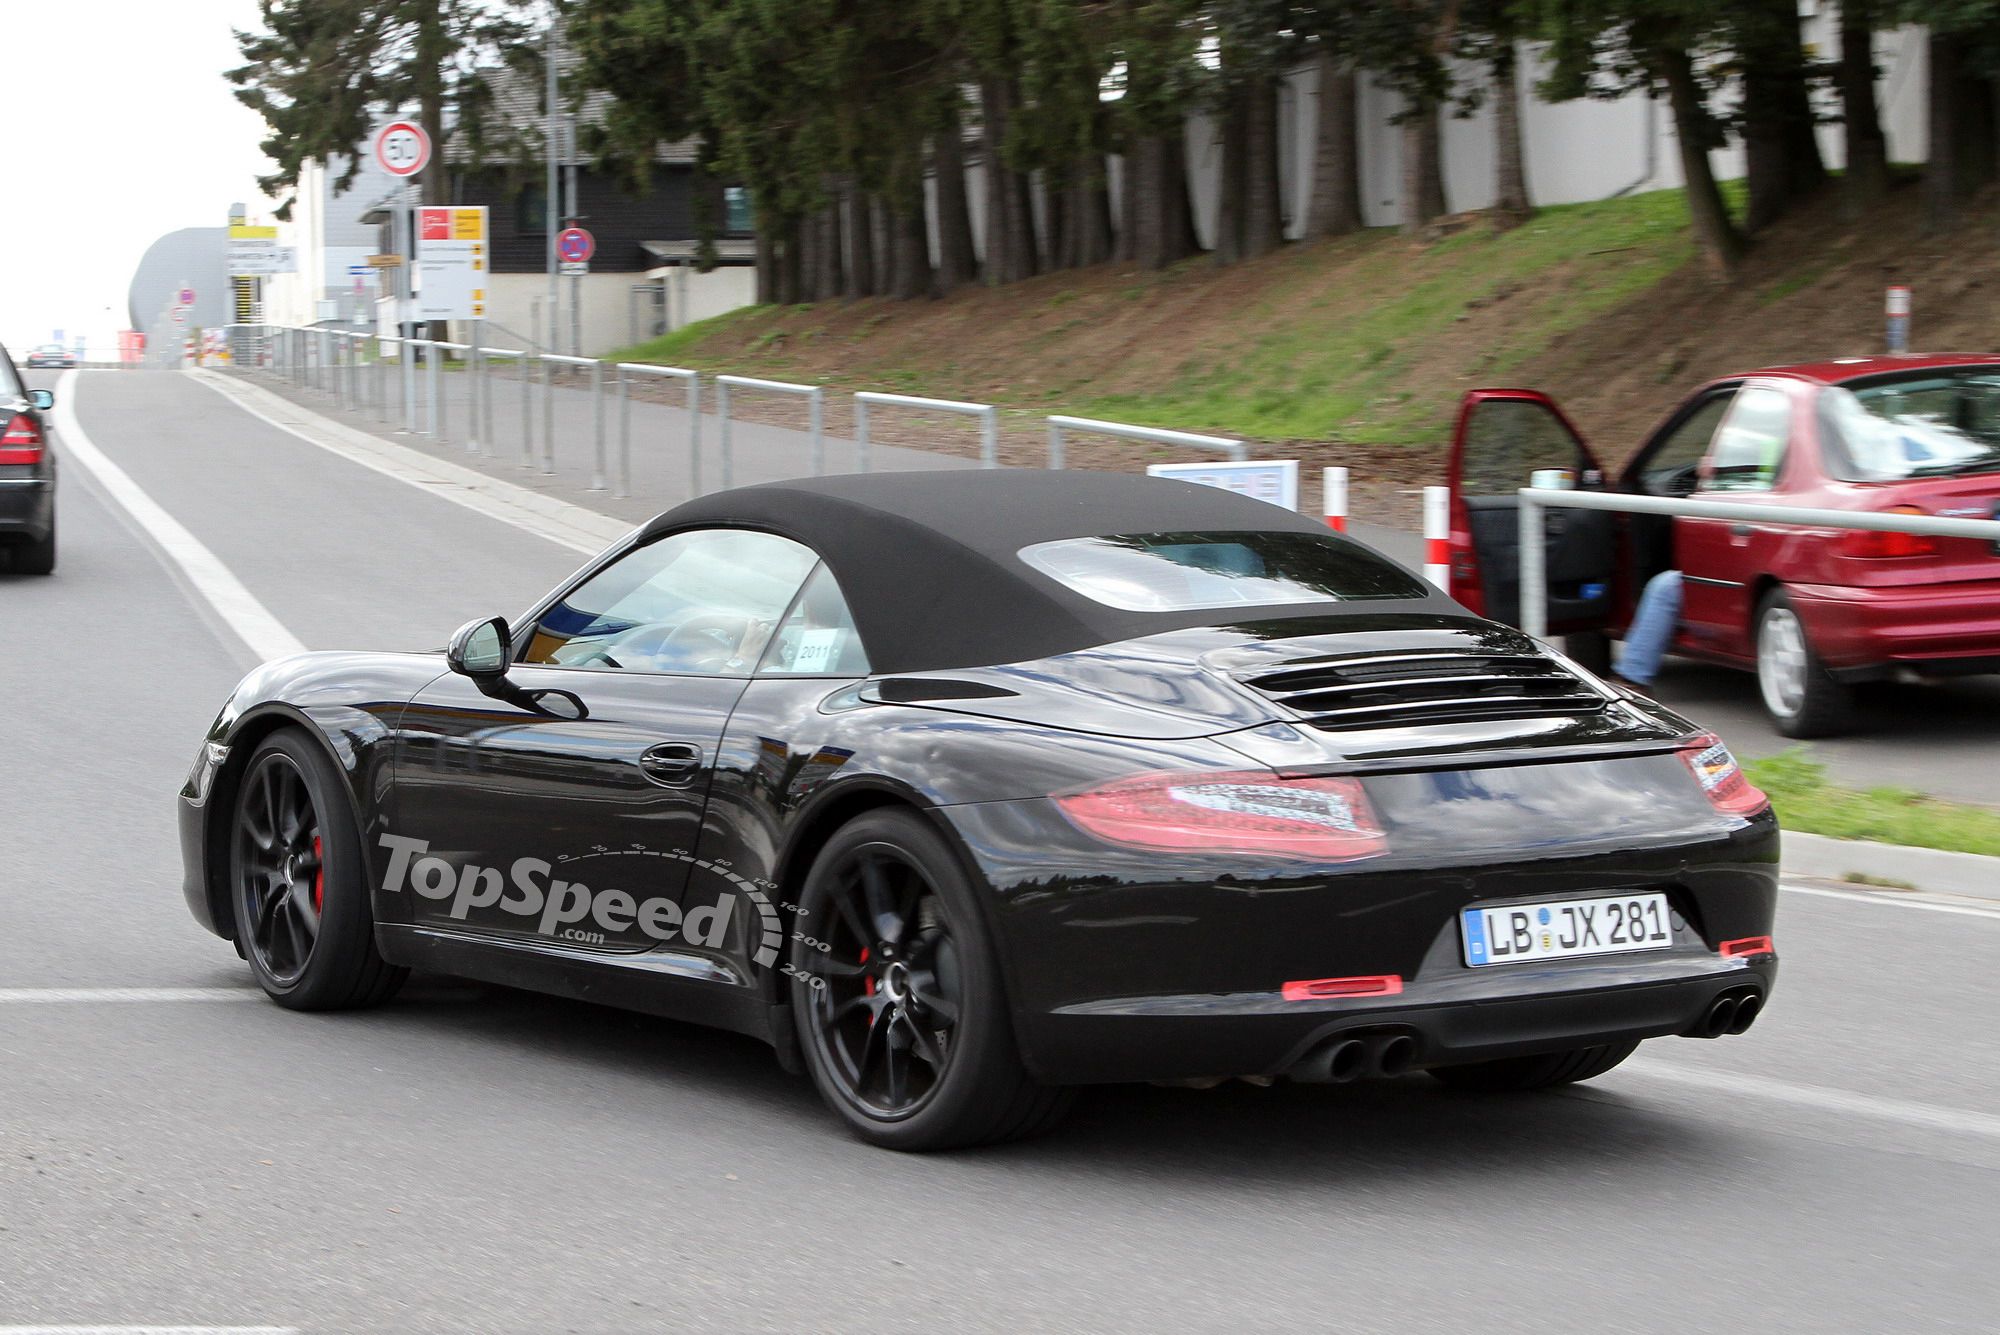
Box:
[1445,355,2000,737]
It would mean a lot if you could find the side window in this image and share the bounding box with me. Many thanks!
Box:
[758,564,871,676]
[1637,391,1736,496]
[520,529,817,675]
[1459,400,1589,496]
[1704,386,1792,492]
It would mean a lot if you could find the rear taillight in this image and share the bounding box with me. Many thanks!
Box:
[1053,769,1389,862]
[1837,505,1937,558]
[0,413,42,465]
[1679,735,1769,817]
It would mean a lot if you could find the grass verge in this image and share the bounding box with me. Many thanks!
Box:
[1744,750,2000,859]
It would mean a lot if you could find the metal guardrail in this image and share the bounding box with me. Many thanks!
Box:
[855,391,998,470]
[617,363,700,500]
[717,374,823,490]
[1045,415,1247,468]
[479,347,533,468]
[1515,486,2000,640]
[539,354,601,483]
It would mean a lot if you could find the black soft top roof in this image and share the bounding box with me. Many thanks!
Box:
[643,470,1453,672]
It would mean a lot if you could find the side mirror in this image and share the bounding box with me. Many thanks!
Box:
[447,616,512,678]
[27,389,53,411]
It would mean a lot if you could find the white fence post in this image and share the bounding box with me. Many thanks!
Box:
[853,391,997,472]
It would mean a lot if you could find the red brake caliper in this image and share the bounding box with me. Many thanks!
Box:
[861,946,873,996]
[312,835,324,912]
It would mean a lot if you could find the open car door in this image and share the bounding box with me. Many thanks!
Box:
[1445,389,1617,640]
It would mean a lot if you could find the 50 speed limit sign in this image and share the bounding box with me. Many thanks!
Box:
[375,120,431,178]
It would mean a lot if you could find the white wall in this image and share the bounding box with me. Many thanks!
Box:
[465,267,756,354]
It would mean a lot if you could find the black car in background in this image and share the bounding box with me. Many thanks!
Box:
[24,343,76,369]
[0,344,56,575]
[176,471,1779,1150]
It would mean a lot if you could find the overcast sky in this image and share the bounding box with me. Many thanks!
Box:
[4,0,271,353]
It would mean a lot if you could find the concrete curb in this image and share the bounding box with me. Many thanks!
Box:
[190,368,632,556]
[1784,830,2000,902]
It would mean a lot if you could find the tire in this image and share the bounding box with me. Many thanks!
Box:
[11,516,55,576]
[1562,630,1612,677]
[788,808,1072,1151]
[227,730,406,1011]
[1755,589,1852,738]
[1427,1039,1639,1094]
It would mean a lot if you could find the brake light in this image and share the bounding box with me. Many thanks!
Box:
[1282,974,1403,1001]
[1837,505,1937,558]
[0,413,42,465]
[1679,734,1769,817]
[1719,935,1775,959]
[1053,769,1389,861]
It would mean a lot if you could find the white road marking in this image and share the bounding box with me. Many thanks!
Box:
[0,988,262,1004]
[190,369,629,556]
[1623,1059,2000,1143]
[50,372,306,664]
[1781,880,2000,921]
[0,1328,298,1334]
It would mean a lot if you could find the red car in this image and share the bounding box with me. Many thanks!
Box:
[1445,355,2000,737]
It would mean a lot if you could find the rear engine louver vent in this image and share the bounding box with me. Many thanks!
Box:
[1240,650,1607,731]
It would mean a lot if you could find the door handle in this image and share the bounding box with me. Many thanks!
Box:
[1730,523,1753,539]
[638,742,702,786]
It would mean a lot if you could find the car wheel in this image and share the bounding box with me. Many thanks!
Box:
[11,516,55,576]
[1755,590,1852,738]
[789,808,1072,1151]
[1562,630,1612,677]
[1427,1039,1638,1094]
[228,730,406,1011]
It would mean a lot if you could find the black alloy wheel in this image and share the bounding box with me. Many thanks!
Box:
[790,809,1071,1150]
[227,730,406,1010]
[235,748,323,986]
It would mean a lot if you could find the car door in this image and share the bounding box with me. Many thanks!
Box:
[1616,383,1741,623]
[1445,389,1614,632]
[1677,381,1798,658]
[388,527,819,953]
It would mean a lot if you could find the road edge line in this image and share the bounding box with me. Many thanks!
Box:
[50,371,306,665]
[186,369,630,556]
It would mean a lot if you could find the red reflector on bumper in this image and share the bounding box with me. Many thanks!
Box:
[1281,974,1404,1002]
[1719,936,1775,959]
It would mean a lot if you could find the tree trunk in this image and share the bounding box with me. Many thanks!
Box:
[870,194,892,288]
[890,201,932,299]
[753,229,777,304]
[1244,74,1284,256]
[1117,146,1137,263]
[1215,101,1246,263]
[1400,104,1446,234]
[1164,131,1200,262]
[1044,173,1070,270]
[777,220,803,306]
[1305,51,1362,238]
[1655,45,1743,276]
[1838,0,1888,212]
[814,202,842,302]
[934,107,978,290]
[1073,169,1114,267]
[842,181,875,297]
[1491,45,1533,223]
[979,78,1039,284]
[1739,0,1827,233]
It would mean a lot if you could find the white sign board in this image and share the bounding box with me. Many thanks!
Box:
[226,240,298,275]
[413,205,489,320]
[559,260,590,277]
[1145,459,1299,512]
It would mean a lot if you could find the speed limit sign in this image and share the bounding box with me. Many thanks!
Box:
[375,120,431,178]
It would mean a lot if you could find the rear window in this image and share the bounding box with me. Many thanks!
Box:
[1018,530,1429,612]
[1820,369,2000,481]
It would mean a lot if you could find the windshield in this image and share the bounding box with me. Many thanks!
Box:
[1019,530,1429,612]
[1820,368,2000,481]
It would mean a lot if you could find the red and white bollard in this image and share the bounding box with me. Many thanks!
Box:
[1423,486,1450,592]
[1323,466,1349,532]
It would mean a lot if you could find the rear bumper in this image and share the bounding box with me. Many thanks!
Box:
[1024,955,1776,1084]
[1793,579,2000,674]
[0,480,52,540]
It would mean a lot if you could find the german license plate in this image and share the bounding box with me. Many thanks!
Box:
[1461,892,1673,967]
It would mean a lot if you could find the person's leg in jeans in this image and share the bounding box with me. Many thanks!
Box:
[1616,570,1683,688]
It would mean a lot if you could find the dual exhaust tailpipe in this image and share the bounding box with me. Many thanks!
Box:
[1691,987,1763,1040]
[1293,1031,1419,1084]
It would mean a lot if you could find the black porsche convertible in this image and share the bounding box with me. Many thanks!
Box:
[178,470,1779,1149]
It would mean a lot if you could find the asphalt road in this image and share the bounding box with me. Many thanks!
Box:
[3,369,1999,1334]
